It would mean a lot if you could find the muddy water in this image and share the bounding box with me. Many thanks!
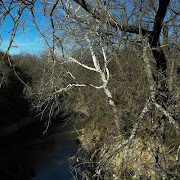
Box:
[0,122,79,180]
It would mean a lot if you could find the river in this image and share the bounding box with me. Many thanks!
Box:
[0,122,80,180]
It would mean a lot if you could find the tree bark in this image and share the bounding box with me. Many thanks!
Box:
[149,0,170,94]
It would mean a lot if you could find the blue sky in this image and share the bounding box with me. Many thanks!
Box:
[0,3,48,55]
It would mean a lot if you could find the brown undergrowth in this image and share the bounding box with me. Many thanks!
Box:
[69,49,180,179]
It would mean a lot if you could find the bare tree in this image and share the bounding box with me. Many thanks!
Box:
[1,0,180,179]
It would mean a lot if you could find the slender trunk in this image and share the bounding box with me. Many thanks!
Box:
[148,0,170,107]
[103,84,120,130]
[87,37,121,130]
[168,58,175,91]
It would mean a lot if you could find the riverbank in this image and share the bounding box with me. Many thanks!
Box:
[73,119,180,180]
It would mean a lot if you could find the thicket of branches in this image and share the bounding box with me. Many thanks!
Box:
[0,0,180,179]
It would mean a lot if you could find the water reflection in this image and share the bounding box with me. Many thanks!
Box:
[0,123,79,180]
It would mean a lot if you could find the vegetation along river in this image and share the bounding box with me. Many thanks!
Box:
[0,121,80,180]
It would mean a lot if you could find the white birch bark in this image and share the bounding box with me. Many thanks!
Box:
[85,36,120,130]
[142,36,156,102]
[66,35,120,130]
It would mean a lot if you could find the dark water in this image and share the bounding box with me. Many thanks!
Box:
[0,122,79,180]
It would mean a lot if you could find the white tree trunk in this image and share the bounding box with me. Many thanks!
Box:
[86,37,120,130]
